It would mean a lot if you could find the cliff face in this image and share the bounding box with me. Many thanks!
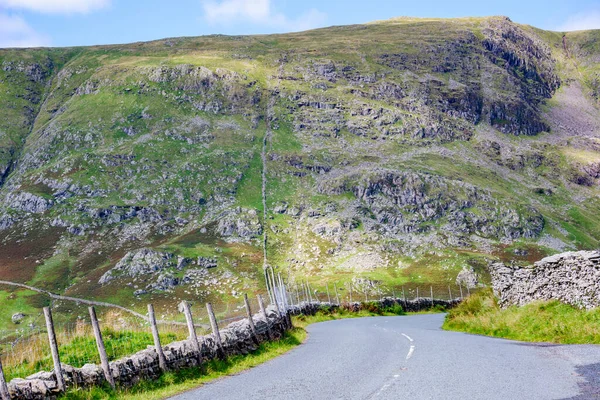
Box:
[0,17,599,317]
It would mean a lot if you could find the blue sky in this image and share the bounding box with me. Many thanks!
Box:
[1,0,600,48]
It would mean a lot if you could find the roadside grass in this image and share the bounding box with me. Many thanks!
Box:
[3,325,187,382]
[443,289,600,344]
[59,305,411,399]
[61,328,306,400]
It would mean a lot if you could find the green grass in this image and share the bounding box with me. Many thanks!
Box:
[61,328,306,400]
[0,290,48,337]
[57,305,410,399]
[443,289,600,344]
[3,327,186,382]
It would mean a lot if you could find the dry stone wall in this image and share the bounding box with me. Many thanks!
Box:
[5,298,460,399]
[491,250,600,309]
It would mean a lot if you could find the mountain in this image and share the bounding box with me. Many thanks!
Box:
[0,16,599,325]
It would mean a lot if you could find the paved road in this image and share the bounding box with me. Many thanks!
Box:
[170,314,600,400]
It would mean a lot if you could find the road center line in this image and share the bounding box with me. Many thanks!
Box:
[402,333,415,360]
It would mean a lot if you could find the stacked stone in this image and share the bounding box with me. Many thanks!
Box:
[491,250,600,309]
[4,298,460,399]
[6,305,287,400]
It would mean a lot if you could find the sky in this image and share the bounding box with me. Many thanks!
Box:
[1,0,600,48]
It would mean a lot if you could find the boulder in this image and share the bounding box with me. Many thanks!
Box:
[11,313,26,324]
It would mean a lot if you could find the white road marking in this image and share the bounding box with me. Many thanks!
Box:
[372,333,415,397]
[402,333,415,360]
[406,345,415,360]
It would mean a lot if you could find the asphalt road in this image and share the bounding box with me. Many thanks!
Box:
[169,314,600,400]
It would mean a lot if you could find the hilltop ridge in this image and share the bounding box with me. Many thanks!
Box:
[0,16,599,327]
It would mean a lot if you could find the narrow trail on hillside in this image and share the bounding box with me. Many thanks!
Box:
[261,123,270,271]
[0,280,208,328]
[261,62,283,274]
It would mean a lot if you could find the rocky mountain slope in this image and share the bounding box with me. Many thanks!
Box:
[0,16,599,325]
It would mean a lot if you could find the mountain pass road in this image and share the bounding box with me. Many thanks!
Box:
[169,314,600,399]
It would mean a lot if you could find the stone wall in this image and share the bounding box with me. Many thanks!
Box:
[490,250,600,309]
[5,298,460,399]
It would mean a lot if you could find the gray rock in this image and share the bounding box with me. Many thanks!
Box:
[491,250,600,309]
[99,248,175,284]
[12,313,26,324]
[6,192,53,213]
[197,256,218,269]
[456,267,479,289]
[217,207,262,239]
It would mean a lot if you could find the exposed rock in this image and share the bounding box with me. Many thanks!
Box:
[217,208,262,240]
[146,272,180,292]
[176,256,192,270]
[99,248,176,284]
[11,313,26,324]
[197,256,218,269]
[456,267,479,289]
[6,192,53,213]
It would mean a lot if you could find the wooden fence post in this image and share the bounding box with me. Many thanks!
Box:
[147,304,168,372]
[430,286,434,308]
[303,283,309,303]
[467,285,471,296]
[88,306,115,389]
[180,301,202,365]
[326,284,331,303]
[402,286,406,309]
[448,286,452,301]
[43,307,65,392]
[257,294,273,340]
[350,286,353,303]
[459,285,464,299]
[206,303,224,357]
[0,354,10,400]
[334,283,340,305]
[244,294,259,343]
[269,267,278,307]
[278,275,292,329]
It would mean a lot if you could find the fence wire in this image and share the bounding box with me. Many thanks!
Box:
[0,283,475,383]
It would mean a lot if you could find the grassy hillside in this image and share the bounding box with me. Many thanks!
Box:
[0,16,599,330]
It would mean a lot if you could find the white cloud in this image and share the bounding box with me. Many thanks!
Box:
[558,11,600,31]
[202,0,326,32]
[0,13,49,47]
[0,0,110,14]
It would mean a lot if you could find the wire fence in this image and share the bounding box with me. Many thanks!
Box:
[0,294,270,383]
[288,281,476,305]
[0,281,475,387]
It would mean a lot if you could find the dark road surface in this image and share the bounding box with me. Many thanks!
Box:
[169,314,600,400]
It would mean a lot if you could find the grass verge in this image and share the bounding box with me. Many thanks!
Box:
[443,288,600,344]
[60,304,410,399]
[62,328,306,400]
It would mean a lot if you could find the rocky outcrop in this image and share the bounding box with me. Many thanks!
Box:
[98,248,176,284]
[456,267,479,289]
[491,250,600,309]
[318,169,544,241]
[5,193,53,214]
[216,208,262,240]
